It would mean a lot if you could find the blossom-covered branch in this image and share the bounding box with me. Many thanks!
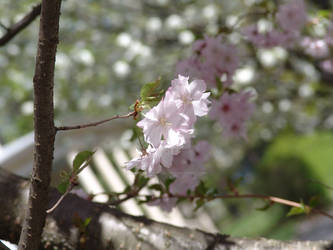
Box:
[0,3,41,46]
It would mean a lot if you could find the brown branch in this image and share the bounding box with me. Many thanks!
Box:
[2,170,332,250]
[55,111,136,132]
[0,3,41,47]
[166,193,333,220]
[18,1,61,249]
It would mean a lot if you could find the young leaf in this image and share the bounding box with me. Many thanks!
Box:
[83,217,92,227]
[256,201,273,211]
[287,206,306,217]
[134,173,149,188]
[73,150,95,173]
[140,77,164,107]
[195,181,207,196]
[194,198,205,211]
[57,180,69,194]
[164,177,175,190]
[140,78,161,101]
[148,184,164,192]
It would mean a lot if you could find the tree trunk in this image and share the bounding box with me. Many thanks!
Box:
[17,1,62,249]
[0,170,331,250]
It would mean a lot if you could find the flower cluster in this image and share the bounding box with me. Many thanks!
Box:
[242,0,307,48]
[126,75,212,211]
[209,91,255,139]
[176,36,239,88]
[126,75,211,178]
[147,141,211,211]
[175,34,255,139]
[301,37,330,58]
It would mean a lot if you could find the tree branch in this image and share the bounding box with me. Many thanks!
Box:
[55,112,136,132]
[17,1,61,250]
[0,3,41,47]
[0,170,332,250]
[166,193,333,220]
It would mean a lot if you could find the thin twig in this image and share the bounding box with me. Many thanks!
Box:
[0,22,9,31]
[55,111,136,132]
[47,155,94,213]
[154,193,333,220]
[307,179,333,191]
[46,184,74,214]
[0,3,41,46]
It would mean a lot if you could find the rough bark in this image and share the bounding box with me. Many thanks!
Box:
[0,170,332,250]
[17,1,61,249]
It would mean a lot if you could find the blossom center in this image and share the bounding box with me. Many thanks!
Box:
[159,117,171,127]
[221,104,231,113]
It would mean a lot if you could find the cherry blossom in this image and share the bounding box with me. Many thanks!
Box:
[209,91,255,138]
[242,24,300,48]
[137,96,192,148]
[176,36,239,88]
[168,141,210,195]
[276,0,307,32]
[301,37,330,58]
[166,75,211,123]
[147,194,177,212]
[126,141,179,177]
[320,59,333,74]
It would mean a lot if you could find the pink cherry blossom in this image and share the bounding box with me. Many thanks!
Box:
[137,96,192,148]
[125,141,179,177]
[175,56,202,80]
[193,140,211,163]
[148,194,177,212]
[168,141,209,195]
[176,36,239,88]
[241,24,265,47]
[242,25,300,48]
[169,174,200,195]
[320,59,333,74]
[166,75,211,122]
[209,91,255,139]
[301,37,330,58]
[276,0,307,32]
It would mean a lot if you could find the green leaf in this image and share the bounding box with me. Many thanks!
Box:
[73,150,94,173]
[317,10,331,18]
[123,185,131,194]
[148,184,164,192]
[134,173,149,188]
[256,201,273,211]
[195,181,207,196]
[194,198,205,211]
[57,180,69,194]
[287,201,312,217]
[138,195,153,204]
[164,177,175,190]
[140,77,164,107]
[83,217,92,227]
[287,206,305,217]
[140,78,161,100]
